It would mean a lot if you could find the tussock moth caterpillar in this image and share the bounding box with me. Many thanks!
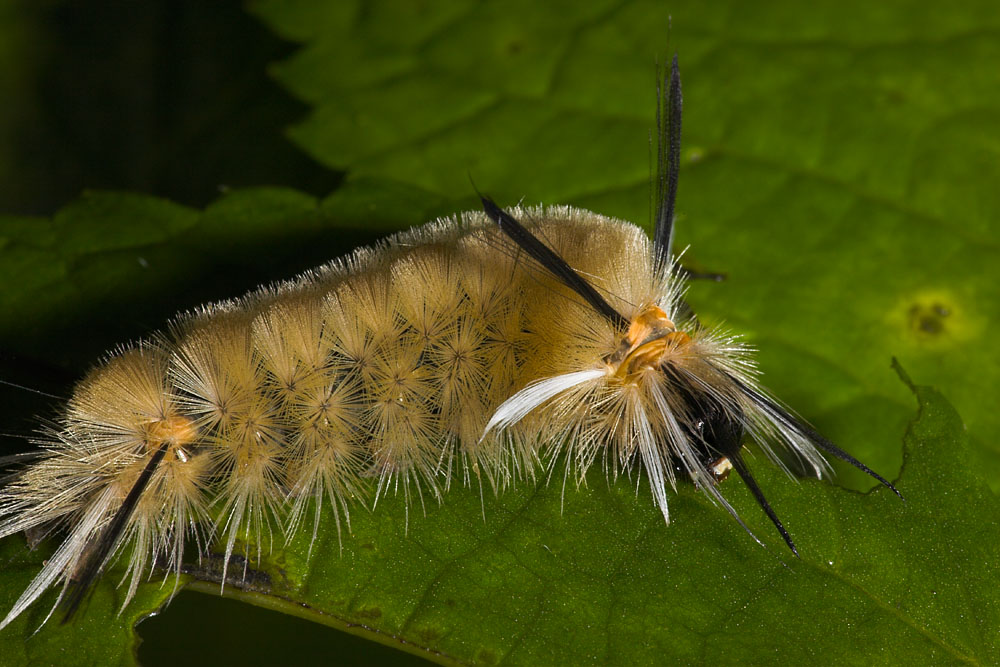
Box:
[0,56,900,631]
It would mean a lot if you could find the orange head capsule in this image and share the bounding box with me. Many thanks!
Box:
[608,304,691,382]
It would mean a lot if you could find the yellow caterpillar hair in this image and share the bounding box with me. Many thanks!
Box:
[0,56,900,630]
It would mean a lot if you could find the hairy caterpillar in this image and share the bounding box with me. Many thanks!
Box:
[0,56,900,631]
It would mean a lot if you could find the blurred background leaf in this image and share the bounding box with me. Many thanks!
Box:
[0,0,339,216]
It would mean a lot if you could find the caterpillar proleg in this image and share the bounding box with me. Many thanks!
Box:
[0,56,900,631]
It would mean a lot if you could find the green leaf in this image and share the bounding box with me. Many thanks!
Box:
[178,362,995,666]
[253,0,1000,494]
[3,263,994,665]
[0,536,178,666]
[1,183,997,665]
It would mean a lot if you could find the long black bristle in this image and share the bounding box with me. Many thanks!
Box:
[480,196,629,330]
[61,442,169,623]
[652,54,682,269]
[783,410,903,499]
[729,452,799,556]
[730,374,903,499]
